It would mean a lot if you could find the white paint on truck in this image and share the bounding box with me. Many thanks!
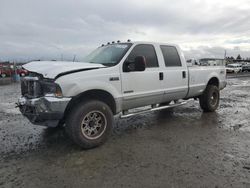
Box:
[20,41,227,148]
[24,41,226,113]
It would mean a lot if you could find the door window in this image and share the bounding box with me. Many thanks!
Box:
[126,44,159,68]
[160,45,182,67]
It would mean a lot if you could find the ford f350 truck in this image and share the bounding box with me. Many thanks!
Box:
[18,41,227,148]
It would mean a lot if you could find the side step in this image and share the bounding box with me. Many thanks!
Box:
[120,101,187,119]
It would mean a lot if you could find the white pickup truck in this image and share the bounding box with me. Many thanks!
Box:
[18,41,226,148]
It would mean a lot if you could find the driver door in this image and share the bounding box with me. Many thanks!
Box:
[121,44,164,110]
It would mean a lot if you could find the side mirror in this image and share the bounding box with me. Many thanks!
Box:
[123,56,146,72]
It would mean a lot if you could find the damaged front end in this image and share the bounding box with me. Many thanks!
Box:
[18,74,71,127]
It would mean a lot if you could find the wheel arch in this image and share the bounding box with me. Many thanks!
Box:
[207,77,219,87]
[64,89,117,120]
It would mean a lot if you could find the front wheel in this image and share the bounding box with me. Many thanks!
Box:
[199,85,220,112]
[65,100,114,149]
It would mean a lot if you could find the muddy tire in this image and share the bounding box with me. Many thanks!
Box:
[65,100,113,149]
[199,85,220,112]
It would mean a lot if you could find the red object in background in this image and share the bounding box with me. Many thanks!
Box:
[0,67,12,77]
[0,67,29,78]
[16,69,29,77]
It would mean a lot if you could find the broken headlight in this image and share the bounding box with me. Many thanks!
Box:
[40,80,63,97]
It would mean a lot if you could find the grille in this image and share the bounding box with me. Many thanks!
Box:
[21,77,42,98]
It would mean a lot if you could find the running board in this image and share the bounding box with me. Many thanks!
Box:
[120,101,187,119]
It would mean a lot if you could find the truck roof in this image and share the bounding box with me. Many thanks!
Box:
[127,41,180,47]
[103,41,180,48]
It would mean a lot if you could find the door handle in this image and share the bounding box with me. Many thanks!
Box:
[182,71,186,79]
[159,72,164,80]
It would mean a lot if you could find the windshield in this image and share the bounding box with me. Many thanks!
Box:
[83,43,132,66]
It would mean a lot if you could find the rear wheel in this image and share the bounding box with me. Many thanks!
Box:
[199,85,220,112]
[65,100,113,149]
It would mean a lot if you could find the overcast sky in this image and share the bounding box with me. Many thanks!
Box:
[0,0,250,62]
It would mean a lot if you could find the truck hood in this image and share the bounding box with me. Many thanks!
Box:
[23,61,105,79]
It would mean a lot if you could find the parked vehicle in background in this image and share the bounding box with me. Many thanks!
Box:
[186,58,199,66]
[186,58,225,67]
[18,41,227,149]
[16,68,29,77]
[0,64,28,78]
[199,58,225,66]
[226,63,242,73]
[0,67,12,77]
[242,64,250,72]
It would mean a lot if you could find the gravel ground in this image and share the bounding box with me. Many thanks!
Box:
[0,77,250,188]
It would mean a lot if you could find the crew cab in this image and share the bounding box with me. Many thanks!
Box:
[18,41,227,148]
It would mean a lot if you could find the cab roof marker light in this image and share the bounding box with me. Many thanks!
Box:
[112,41,115,44]
[127,39,131,42]
[117,40,120,43]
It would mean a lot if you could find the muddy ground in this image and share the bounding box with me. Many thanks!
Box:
[0,76,250,188]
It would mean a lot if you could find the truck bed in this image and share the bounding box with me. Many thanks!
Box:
[186,65,226,98]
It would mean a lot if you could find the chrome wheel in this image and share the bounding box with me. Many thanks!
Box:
[81,111,107,140]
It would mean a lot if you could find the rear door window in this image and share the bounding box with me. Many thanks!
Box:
[160,45,182,67]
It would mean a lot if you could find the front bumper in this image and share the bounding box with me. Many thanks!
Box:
[18,96,71,127]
